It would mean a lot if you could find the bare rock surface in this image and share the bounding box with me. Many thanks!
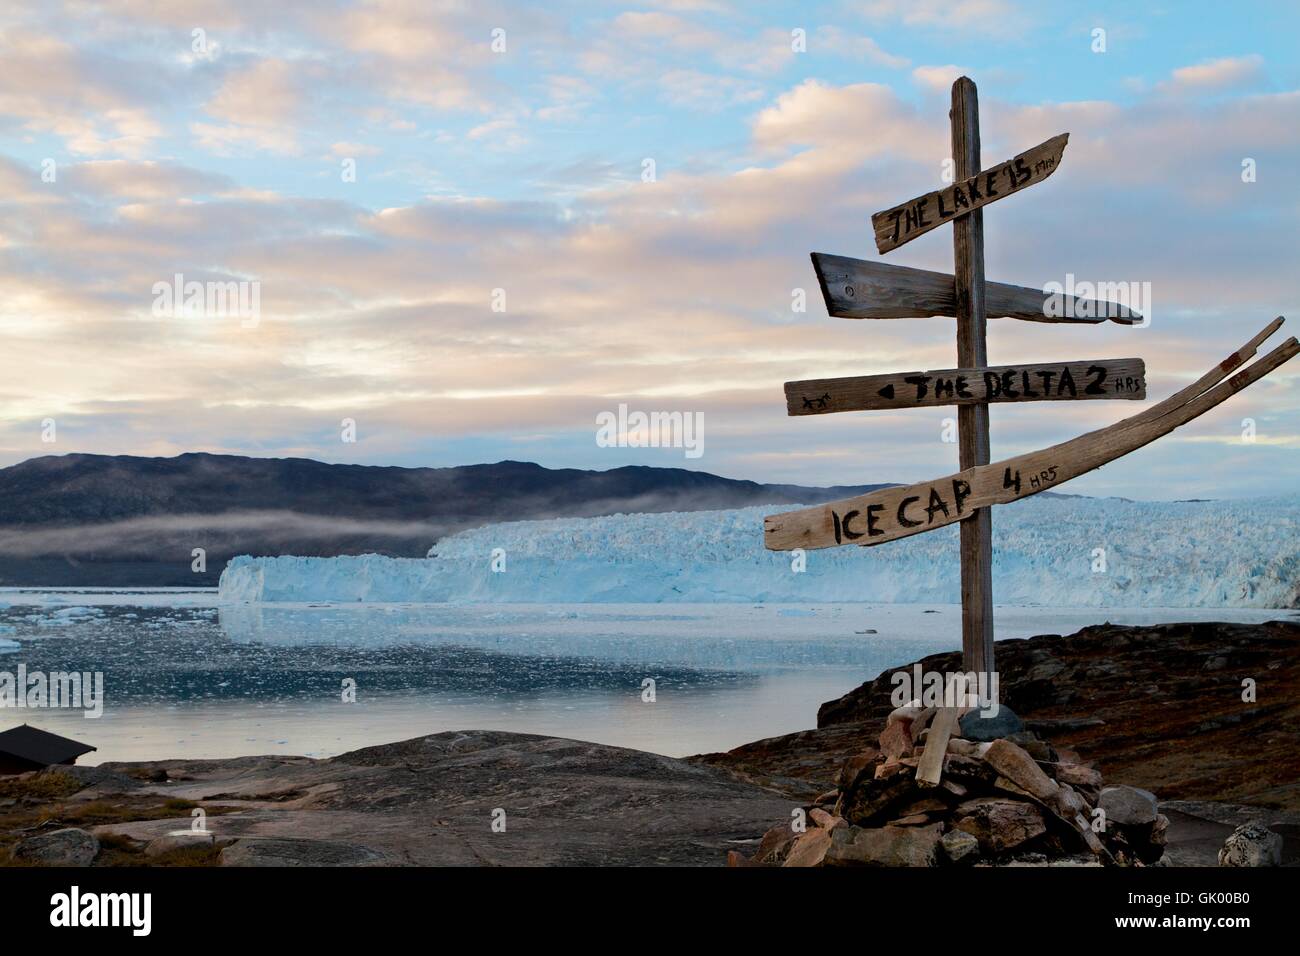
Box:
[95,730,792,866]
[13,828,99,866]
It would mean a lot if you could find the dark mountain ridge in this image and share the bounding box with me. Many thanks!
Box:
[0,453,891,586]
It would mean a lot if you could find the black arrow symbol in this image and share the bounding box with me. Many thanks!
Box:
[878,384,895,399]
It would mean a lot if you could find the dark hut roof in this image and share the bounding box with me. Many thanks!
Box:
[0,724,96,765]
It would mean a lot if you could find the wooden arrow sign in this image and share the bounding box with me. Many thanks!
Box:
[786,358,1146,415]
[812,254,1142,325]
[765,318,1295,550]
[871,133,1068,254]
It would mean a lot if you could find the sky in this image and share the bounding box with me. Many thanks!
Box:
[0,0,1297,499]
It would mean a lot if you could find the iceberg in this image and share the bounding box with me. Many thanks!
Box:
[218,495,1299,608]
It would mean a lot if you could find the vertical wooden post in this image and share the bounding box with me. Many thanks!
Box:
[950,77,996,680]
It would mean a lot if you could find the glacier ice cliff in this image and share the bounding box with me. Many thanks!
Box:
[218,495,1300,608]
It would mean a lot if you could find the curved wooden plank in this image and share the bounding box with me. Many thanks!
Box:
[764,321,1294,551]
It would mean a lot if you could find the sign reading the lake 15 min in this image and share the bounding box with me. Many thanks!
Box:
[764,76,1298,684]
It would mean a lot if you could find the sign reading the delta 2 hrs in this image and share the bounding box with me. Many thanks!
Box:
[787,358,1146,415]
[870,133,1068,253]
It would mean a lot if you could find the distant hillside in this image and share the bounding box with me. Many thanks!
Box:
[0,453,891,586]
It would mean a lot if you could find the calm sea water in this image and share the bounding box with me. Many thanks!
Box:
[1,589,1293,760]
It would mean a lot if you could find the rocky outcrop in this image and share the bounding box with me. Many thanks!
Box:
[700,620,1300,811]
[83,730,793,867]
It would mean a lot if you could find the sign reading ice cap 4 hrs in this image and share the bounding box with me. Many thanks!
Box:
[871,133,1068,254]
[787,358,1145,415]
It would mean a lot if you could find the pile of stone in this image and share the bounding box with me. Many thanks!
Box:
[732,704,1170,867]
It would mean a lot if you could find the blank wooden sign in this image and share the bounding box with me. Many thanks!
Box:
[811,254,1142,325]
[786,359,1146,415]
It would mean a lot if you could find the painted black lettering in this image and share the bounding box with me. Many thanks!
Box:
[841,509,864,540]
[1085,364,1107,394]
[925,487,950,523]
[952,479,972,515]
[866,504,885,537]
[1058,366,1077,396]
[897,496,923,528]
[904,375,932,400]
[888,210,903,243]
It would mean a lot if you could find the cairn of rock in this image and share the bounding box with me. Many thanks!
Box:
[732,703,1170,867]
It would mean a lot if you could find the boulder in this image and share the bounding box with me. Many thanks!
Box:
[837,752,877,791]
[1053,763,1103,789]
[958,706,1023,741]
[809,808,846,831]
[1218,823,1282,867]
[841,769,915,826]
[983,739,1059,801]
[782,828,834,867]
[1098,785,1158,827]
[954,797,1047,854]
[940,829,980,865]
[754,824,799,864]
[824,825,941,867]
[12,828,99,867]
[878,721,914,762]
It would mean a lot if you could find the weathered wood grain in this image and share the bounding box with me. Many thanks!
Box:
[764,319,1295,551]
[916,705,959,788]
[811,254,1143,325]
[786,358,1147,415]
[950,76,995,681]
[870,132,1068,254]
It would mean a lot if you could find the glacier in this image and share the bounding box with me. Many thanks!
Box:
[218,495,1300,608]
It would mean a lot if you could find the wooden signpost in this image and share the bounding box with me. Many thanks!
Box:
[765,77,1298,691]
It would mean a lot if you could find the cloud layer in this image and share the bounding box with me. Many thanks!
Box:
[0,1,1296,500]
